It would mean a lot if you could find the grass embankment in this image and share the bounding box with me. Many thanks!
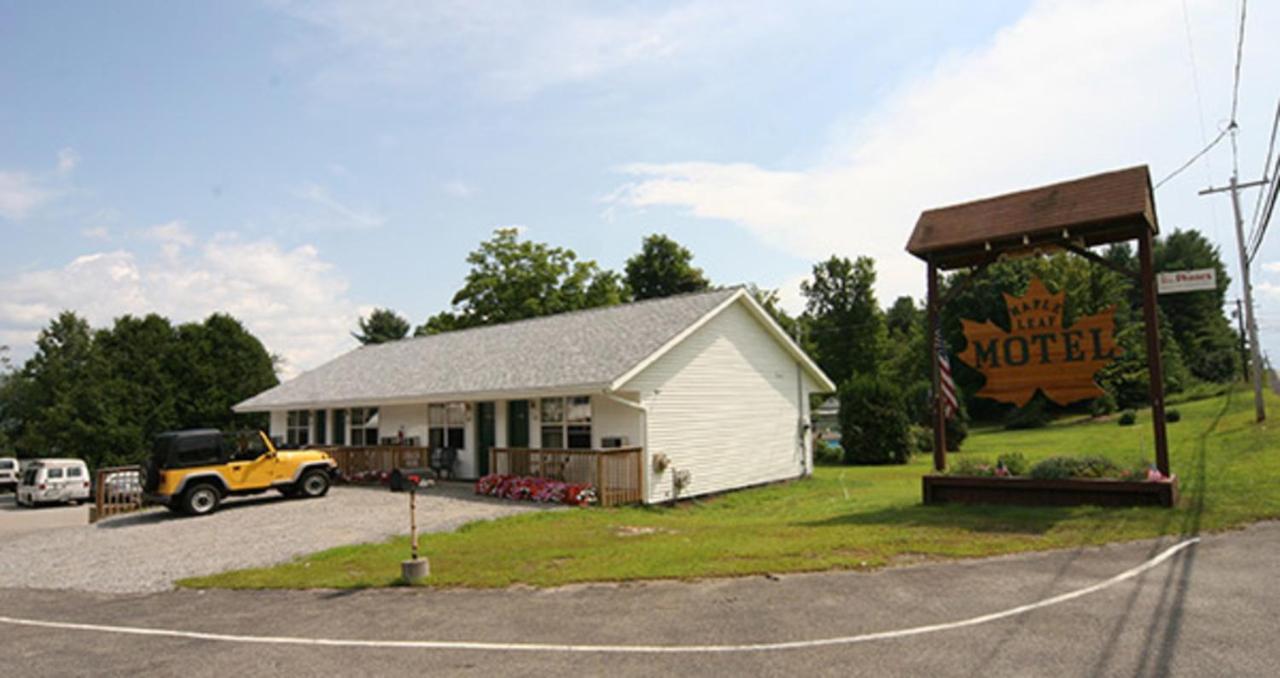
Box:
[182,388,1280,590]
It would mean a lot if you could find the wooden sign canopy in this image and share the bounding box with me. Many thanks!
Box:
[906,166,1170,475]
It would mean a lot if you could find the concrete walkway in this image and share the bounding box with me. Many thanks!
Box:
[3,521,1277,677]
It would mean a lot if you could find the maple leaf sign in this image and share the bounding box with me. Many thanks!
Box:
[956,278,1121,407]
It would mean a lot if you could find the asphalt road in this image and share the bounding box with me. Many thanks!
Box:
[0,493,89,537]
[3,521,1277,677]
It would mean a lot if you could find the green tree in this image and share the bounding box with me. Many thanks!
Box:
[353,308,411,345]
[1154,229,1239,382]
[745,283,804,343]
[415,228,626,335]
[838,374,912,465]
[800,255,886,385]
[624,233,710,300]
[171,314,278,432]
[8,312,110,465]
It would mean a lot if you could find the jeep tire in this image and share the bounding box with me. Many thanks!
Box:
[298,469,330,498]
[182,483,221,516]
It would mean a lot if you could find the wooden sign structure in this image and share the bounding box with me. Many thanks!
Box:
[907,165,1170,476]
[956,277,1120,407]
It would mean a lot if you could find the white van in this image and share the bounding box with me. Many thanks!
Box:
[0,457,18,491]
[16,459,92,507]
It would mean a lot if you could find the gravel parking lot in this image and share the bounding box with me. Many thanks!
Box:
[0,484,541,593]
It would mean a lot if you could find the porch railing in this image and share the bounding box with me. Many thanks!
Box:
[489,447,643,507]
[92,465,143,523]
[320,446,432,477]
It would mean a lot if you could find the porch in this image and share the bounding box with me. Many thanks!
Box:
[489,447,644,507]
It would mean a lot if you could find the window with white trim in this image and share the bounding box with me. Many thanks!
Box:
[350,408,379,446]
[286,410,311,447]
[540,396,591,449]
[428,403,465,449]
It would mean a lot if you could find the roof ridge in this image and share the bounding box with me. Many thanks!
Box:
[917,165,1149,216]
[364,285,744,351]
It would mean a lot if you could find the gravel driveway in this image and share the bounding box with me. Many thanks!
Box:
[0,484,542,593]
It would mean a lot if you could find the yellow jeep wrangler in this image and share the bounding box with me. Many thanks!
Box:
[142,429,336,516]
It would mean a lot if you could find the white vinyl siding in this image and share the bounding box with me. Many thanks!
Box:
[623,300,817,503]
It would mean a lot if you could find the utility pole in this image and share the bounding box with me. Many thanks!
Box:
[1234,299,1250,382]
[1201,175,1270,422]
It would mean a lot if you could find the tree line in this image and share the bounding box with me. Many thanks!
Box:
[0,226,1240,469]
[0,313,276,468]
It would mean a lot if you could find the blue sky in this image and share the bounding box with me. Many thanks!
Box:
[3,0,1279,376]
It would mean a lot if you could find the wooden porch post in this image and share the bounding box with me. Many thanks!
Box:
[927,259,947,472]
[1138,228,1171,475]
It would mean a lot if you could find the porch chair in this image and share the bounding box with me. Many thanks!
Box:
[430,447,459,480]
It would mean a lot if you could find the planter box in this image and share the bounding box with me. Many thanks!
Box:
[922,474,1177,508]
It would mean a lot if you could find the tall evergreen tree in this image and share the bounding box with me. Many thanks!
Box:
[624,234,710,300]
[353,308,411,345]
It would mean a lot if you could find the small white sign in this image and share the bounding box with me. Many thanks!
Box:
[1157,268,1217,294]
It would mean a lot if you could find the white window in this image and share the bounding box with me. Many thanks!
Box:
[350,408,379,446]
[429,403,465,449]
[540,396,592,449]
[287,410,311,447]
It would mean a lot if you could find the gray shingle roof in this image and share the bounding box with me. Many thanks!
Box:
[234,287,741,411]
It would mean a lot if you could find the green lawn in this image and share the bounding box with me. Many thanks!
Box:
[181,387,1280,590]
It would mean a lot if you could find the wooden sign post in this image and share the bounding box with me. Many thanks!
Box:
[909,166,1170,477]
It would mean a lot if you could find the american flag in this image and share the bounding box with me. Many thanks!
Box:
[937,330,958,420]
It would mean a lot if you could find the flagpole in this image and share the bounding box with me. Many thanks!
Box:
[927,259,947,471]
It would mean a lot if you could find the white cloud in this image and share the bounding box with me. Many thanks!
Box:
[0,233,361,378]
[0,172,54,221]
[57,148,80,174]
[294,182,386,229]
[605,0,1280,306]
[144,220,196,247]
[273,0,784,100]
[81,226,110,240]
[1265,262,1280,273]
[1,148,82,221]
[442,180,473,198]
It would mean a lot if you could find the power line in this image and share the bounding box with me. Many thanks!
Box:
[1249,98,1280,229]
[1155,123,1232,189]
[1230,0,1248,125]
[1245,99,1280,261]
[1228,0,1248,174]
[1249,150,1280,262]
[1178,0,1225,238]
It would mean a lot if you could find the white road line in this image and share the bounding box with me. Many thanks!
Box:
[0,538,1199,654]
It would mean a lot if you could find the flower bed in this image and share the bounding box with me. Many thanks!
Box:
[475,474,598,506]
[926,453,1177,507]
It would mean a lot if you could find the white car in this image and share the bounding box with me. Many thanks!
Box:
[0,457,18,491]
[16,459,92,507]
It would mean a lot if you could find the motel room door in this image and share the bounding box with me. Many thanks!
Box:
[477,402,496,477]
[507,400,530,448]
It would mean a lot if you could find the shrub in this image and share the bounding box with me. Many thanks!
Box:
[1089,392,1117,417]
[996,452,1029,476]
[909,426,932,453]
[1029,456,1084,480]
[950,457,995,476]
[1005,395,1051,430]
[1118,410,1137,426]
[838,374,913,465]
[1165,408,1182,423]
[1028,455,1121,480]
[814,439,843,465]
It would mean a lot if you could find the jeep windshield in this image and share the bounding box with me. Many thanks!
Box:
[224,431,269,461]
